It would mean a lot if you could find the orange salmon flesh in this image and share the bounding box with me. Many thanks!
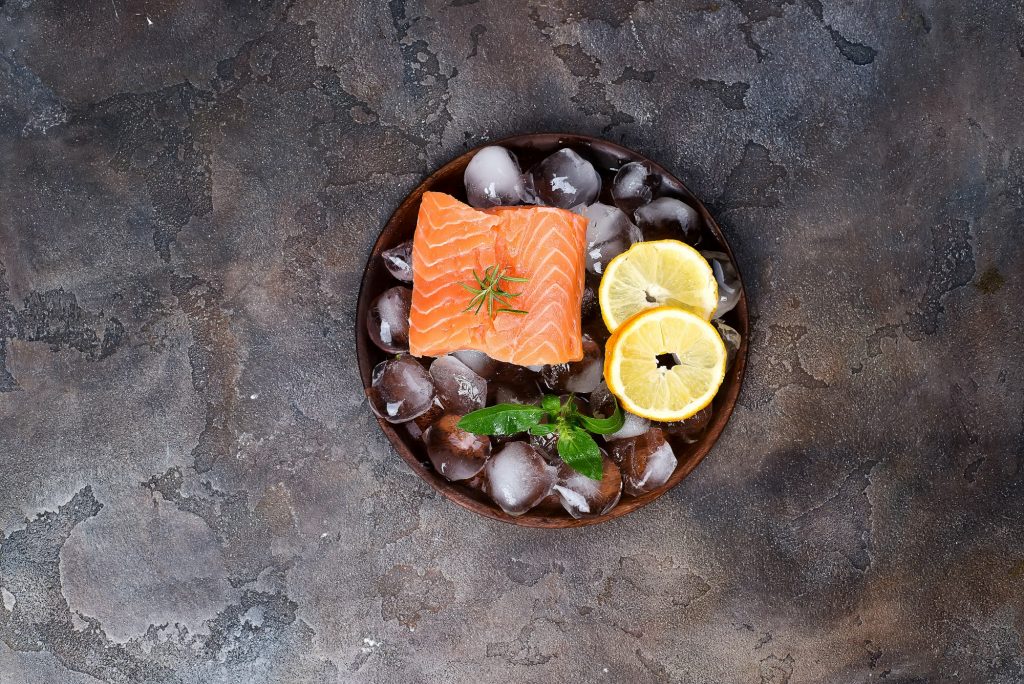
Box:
[409,192,587,365]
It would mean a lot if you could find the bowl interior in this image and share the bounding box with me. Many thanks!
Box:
[356,133,748,528]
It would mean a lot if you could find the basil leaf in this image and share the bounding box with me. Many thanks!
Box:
[556,426,603,481]
[576,397,625,435]
[458,404,546,436]
[529,423,555,436]
[541,394,561,414]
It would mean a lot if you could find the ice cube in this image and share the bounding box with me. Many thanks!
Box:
[581,283,599,322]
[553,454,623,518]
[528,148,601,208]
[608,428,677,496]
[425,413,492,481]
[429,356,487,414]
[532,490,564,514]
[607,413,651,441]
[589,382,651,440]
[634,197,700,244]
[611,161,659,215]
[488,365,542,406]
[589,381,618,418]
[712,319,741,369]
[404,421,425,441]
[661,405,712,445]
[583,317,611,347]
[541,335,603,394]
[561,393,590,413]
[463,471,486,491]
[367,355,435,423]
[702,251,741,318]
[591,382,651,440]
[451,349,500,379]
[464,146,527,208]
[381,240,414,282]
[578,203,642,276]
[484,442,557,516]
[367,286,411,353]
[528,430,559,461]
[409,397,446,439]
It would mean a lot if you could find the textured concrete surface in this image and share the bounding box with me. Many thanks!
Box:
[1,1,1022,682]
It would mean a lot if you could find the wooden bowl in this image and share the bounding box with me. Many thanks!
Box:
[356,133,748,528]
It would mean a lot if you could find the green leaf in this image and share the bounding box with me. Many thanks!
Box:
[576,397,625,435]
[556,426,603,481]
[541,395,561,414]
[458,404,546,435]
[529,423,555,436]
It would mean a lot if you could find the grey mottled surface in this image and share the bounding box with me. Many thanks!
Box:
[1,1,1023,682]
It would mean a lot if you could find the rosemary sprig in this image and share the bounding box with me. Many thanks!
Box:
[459,265,529,317]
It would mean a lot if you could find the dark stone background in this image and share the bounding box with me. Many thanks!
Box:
[1,1,1022,682]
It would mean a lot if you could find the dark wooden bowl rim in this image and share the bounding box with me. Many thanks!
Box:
[356,133,748,528]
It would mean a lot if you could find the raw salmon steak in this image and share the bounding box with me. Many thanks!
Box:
[409,191,587,365]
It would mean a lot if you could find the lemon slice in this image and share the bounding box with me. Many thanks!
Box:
[598,240,718,332]
[604,306,727,421]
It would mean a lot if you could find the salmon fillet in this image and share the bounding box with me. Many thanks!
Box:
[409,192,587,365]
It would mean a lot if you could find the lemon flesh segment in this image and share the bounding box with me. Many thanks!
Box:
[605,306,727,422]
[599,240,718,333]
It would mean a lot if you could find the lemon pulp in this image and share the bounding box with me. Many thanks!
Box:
[604,306,727,421]
[598,240,718,333]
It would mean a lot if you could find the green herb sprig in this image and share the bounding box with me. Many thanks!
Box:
[459,266,528,317]
[457,394,624,480]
